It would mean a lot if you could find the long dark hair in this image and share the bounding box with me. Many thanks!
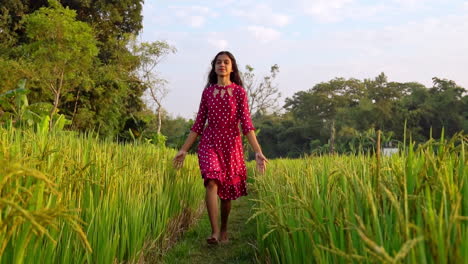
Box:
[205,51,243,88]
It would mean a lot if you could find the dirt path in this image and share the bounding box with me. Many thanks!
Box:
[161,194,258,264]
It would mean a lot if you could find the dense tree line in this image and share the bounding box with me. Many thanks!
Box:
[0,0,151,137]
[162,73,467,158]
[269,73,467,157]
[0,1,466,157]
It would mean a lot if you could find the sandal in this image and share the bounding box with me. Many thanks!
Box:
[206,236,219,245]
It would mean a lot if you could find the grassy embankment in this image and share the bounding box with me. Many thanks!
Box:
[0,127,205,263]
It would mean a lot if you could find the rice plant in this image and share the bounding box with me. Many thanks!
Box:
[251,133,467,263]
[0,126,204,263]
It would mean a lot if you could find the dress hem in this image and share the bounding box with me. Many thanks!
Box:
[202,172,248,200]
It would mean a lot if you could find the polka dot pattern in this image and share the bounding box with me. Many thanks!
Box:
[190,83,255,200]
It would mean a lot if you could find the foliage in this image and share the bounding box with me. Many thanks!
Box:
[242,64,282,115]
[161,114,194,149]
[20,0,98,127]
[0,0,466,156]
[0,127,204,263]
[130,37,176,134]
[252,134,467,263]
[151,132,167,147]
[0,79,71,131]
[0,0,148,138]
[274,73,467,158]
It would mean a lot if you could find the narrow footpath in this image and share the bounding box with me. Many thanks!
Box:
[162,194,258,264]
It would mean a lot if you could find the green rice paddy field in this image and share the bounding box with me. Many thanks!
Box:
[0,127,466,263]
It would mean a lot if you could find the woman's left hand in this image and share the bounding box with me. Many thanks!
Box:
[173,150,187,169]
[255,152,268,174]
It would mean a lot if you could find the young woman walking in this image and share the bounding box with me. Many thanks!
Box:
[173,51,268,245]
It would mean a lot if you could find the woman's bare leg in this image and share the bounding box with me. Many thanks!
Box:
[220,199,231,242]
[205,180,220,241]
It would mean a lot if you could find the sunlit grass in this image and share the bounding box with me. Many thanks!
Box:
[0,127,204,263]
[2,125,466,263]
[251,133,467,263]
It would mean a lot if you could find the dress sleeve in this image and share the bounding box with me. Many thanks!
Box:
[190,90,208,134]
[237,87,255,135]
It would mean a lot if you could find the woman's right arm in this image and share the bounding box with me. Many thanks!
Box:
[173,90,207,169]
[180,131,199,152]
[173,131,199,169]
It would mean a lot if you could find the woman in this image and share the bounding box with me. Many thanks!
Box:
[173,51,268,245]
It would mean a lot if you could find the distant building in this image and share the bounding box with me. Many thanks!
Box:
[383,148,399,156]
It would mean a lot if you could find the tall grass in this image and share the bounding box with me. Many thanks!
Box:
[0,127,204,263]
[251,133,467,263]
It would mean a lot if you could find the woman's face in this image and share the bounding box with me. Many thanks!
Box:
[214,54,233,77]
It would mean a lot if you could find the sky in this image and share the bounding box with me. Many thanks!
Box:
[140,0,468,119]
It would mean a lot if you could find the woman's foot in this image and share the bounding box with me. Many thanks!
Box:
[220,231,229,244]
[206,233,220,245]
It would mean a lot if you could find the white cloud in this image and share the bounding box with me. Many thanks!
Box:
[338,15,467,54]
[170,5,211,15]
[392,0,426,6]
[169,5,214,28]
[302,0,353,22]
[142,2,168,26]
[207,38,229,50]
[232,4,291,27]
[299,0,390,23]
[306,0,353,13]
[188,16,205,28]
[214,0,237,7]
[313,13,468,89]
[141,1,468,119]
[247,26,281,43]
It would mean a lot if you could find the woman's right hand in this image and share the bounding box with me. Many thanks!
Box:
[173,150,187,169]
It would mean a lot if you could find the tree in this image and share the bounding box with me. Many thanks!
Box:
[285,78,357,153]
[0,0,150,138]
[242,64,281,115]
[0,0,143,136]
[21,0,98,126]
[363,73,405,131]
[253,112,311,158]
[426,77,466,137]
[283,90,326,155]
[392,82,431,142]
[0,0,144,60]
[130,38,176,134]
[160,112,193,149]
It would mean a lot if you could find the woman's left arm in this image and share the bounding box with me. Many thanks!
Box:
[246,130,268,173]
[238,87,268,173]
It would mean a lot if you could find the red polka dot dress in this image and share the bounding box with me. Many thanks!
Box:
[190,83,255,200]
